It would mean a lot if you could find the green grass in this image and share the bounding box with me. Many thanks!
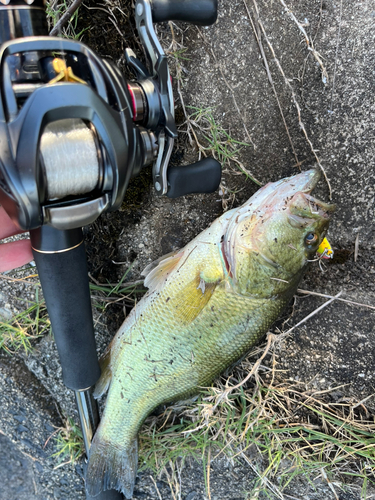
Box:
[89,267,147,312]
[0,287,50,354]
[186,106,261,186]
[0,266,144,354]
[48,375,374,496]
[46,0,89,39]
[170,48,191,61]
[52,416,85,467]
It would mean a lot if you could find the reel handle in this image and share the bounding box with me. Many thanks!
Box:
[151,0,217,25]
[167,157,221,198]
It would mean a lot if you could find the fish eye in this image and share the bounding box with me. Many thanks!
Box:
[305,232,318,245]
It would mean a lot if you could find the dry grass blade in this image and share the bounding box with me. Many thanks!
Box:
[201,32,256,150]
[321,467,340,500]
[0,273,40,285]
[354,233,360,262]
[150,475,163,500]
[211,332,274,413]
[297,288,375,311]
[193,26,257,152]
[284,290,342,335]
[167,23,208,160]
[244,0,333,198]
[244,0,300,168]
[278,0,329,83]
[166,23,261,191]
[328,0,344,135]
[207,446,212,499]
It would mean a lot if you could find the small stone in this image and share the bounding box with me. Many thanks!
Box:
[44,422,55,433]
[75,464,84,479]
[53,487,62,499]
[16,425,29,434]
[0,307,12,320]
[14,415,26,423]
[185,492,198,500]
[133,490,147,498]
[35,462,44,473]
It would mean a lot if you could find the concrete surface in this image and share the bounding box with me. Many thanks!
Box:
[1,0,374,499]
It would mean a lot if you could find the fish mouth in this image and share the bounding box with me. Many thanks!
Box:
[280,169,335,220]
[289,192,336,221]
[258,169,323,210]
[283,168,321,196]
[298,168,321,194]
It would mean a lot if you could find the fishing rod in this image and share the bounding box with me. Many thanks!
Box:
[0,0,220,498]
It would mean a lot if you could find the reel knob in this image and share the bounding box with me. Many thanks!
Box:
[151,0,217,25]
[167,158,221,198]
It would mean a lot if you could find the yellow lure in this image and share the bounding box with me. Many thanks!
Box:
[317,237,334,259]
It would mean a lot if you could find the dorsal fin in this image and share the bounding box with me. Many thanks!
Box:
[142,250,184,293]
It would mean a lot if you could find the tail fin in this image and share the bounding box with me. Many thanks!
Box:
[85,430,138,499]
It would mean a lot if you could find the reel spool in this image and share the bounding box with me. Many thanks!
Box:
[40,119,100,200]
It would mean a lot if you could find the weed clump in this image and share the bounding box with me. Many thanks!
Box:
[0,288,50,354]
[51,417,85,468]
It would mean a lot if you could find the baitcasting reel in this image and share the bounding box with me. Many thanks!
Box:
[0,0,220,232]
[0,1,220,499]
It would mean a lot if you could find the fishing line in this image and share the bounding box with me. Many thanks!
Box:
[40,118,100,199]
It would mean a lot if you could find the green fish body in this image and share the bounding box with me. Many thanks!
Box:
[86,169,335,498]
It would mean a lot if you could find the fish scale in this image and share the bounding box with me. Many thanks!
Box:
[86,169,335,499]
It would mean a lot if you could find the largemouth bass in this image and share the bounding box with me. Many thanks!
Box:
[86,169,335,498]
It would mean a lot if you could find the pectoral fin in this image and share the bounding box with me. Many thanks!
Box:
[171,268,222,325]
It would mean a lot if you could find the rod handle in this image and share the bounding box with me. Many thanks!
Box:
[151,0,217,25]
[30,226,101,391]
